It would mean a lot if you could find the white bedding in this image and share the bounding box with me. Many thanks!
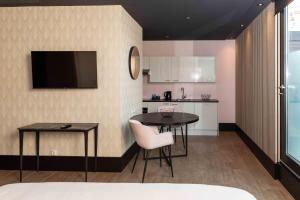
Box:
[0,182,256,200]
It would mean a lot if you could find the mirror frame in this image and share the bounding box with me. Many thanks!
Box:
[128,46,140,80]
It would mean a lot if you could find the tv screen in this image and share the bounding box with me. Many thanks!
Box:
[31,51,98,89]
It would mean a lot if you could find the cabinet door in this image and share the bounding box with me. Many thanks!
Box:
[194,57,216,82]
[182,103,195,128]
[170,102,183,112]
[147,102,162,113]
[160,57,172,82]
[147,102,170,113]
[179,57,195,82]
[194,103,218,130]
[171,57,180,82]
[149,57,161,82]
[149,57,171,82]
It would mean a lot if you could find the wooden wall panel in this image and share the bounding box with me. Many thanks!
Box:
[236,3,277,162]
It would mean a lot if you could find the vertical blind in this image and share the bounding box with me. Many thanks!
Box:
[275,0,294,13]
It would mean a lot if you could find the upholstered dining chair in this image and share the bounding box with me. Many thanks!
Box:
[158,105,185,148]
[129,120,174,183]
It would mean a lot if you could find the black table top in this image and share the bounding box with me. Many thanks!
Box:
[18,123,98,132]
[131,112,199,126]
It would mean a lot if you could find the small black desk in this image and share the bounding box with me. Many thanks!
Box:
[18,123,99,182]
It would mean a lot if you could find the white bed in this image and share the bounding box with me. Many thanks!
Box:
[0,182,256,200]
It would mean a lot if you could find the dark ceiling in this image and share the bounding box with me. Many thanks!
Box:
[0,0,271,40]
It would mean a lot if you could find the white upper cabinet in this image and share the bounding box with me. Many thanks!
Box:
[194,57,216,82]
[179,56,196,82]
[147,56,216,83]
[149,57,172,82]
[171,57,180,82]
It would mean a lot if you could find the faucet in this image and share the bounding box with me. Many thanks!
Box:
[181,87,187,99]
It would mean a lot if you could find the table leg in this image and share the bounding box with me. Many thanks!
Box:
[185,124,188,156]
[19,131,23,182]
[36,131,40,171]
[94,127,98,171]
[84,131,88,182]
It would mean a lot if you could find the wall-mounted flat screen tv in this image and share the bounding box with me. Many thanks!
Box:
[31,51,98,89]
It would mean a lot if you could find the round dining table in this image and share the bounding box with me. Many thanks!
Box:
[130,112,199,157]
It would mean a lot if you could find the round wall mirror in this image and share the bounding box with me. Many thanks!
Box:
[129,46,140,80]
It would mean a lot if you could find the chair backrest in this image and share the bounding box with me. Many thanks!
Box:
[158,105,175,112]
[129,120,156,149]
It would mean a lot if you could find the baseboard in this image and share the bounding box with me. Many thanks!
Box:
[0,142,139,172]
[279,162,300,200]
[219,123,237,131]
[236,125,279,179]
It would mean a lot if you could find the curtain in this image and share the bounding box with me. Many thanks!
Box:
[275,0,294,13]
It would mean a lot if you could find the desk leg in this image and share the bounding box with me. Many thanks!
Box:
[84,131,88,182]
[19,131,23,182]
[94,127,98,171]
[185,124,188,156]
[36,131,40,171]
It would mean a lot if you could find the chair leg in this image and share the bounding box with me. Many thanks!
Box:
[160,126,164,133]
[159,148,162,167]
[181,126,185,149]
[168,145,174,177]
[142,150,150,183]
[131,148,140,173]
[174,128,177,143]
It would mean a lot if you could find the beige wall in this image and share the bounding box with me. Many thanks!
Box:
[0,6,143,157]
[236,3,277,161]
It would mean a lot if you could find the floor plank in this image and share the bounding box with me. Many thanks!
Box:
[0,132,294,200]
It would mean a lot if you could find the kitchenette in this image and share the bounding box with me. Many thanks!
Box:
[142,41,236,136]
[142,55,219,136]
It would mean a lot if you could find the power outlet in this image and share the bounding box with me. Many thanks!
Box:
[50,150,57,156]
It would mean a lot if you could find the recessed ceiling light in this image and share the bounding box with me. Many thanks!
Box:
[241,24,244,28]
[257,3,264,7]
[186,16,191,20]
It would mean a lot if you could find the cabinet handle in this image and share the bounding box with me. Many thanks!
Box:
[165,80,170,82]
[173,80,179,82]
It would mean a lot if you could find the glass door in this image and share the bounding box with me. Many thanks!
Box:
[281,0,300,175]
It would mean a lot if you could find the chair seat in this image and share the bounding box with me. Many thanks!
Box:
[145,132,174,150]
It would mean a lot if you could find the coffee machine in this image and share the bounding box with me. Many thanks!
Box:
[164,91,172,101]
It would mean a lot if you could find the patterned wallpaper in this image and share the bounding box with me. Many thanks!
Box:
[0,6,143,157]
[119,9,143,154]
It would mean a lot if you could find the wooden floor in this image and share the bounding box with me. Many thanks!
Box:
[0,132,294,200]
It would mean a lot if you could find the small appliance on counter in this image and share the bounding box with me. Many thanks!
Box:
[151,94,161,100]
[164,91,172,101]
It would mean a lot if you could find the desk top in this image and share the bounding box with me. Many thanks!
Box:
[18,123,98,132]
[130,112,199,126]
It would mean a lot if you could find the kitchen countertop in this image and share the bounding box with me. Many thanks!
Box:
[143,99,219,103]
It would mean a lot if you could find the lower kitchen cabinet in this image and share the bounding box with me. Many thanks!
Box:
[143,101,218,136]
